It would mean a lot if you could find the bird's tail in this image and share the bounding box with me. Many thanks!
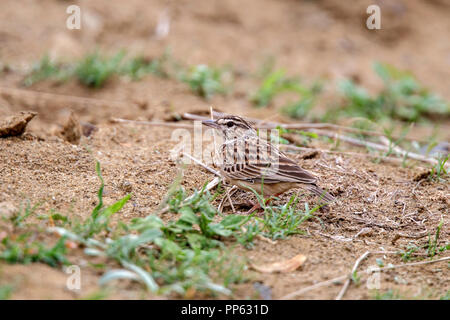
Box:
[306,184,335,203]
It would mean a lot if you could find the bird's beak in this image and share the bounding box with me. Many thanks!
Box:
[201,119,219,129]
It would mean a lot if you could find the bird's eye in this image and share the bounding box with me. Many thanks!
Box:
[227,122,234,127]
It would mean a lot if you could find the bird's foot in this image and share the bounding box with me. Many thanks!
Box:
[244,202,262,215]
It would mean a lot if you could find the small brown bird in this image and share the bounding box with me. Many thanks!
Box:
[202,115,334,212]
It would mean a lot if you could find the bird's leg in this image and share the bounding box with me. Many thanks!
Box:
[226,186,238,213]
[245,201,261,215]
[244,195,276,215]
[218,185,238,213]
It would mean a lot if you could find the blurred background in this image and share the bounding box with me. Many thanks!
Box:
[0,0,449,300]
[0,0,449,138]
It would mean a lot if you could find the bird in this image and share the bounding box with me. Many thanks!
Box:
[202,115,335,213]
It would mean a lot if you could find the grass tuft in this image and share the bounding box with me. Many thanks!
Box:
[23,51,172,88]
[326,62,450,122]
[251,69,291,107]
[23,55,68,87]
[179,64,228,99]
[373,289,403,300]
[250,68,321,119]
[427,218,444,257]
[441,291,450,300]
[0,285,13,300]
[0,161,321,297]
[0,234,69,267]
[75,51,125,88]
[428,155,448,182]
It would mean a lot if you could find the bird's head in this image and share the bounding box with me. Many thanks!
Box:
[202,115,256,140]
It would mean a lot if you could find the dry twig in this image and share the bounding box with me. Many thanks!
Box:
[335,252,450,300]
[183,112,445,167]
[372,256,450,272]
[279,275,347,300]
[310,129,447,167]
[335,251,371,300]
[391,230,429,244]
[111,118,193,129]
[183,112,426,142]
[182,152,221,176]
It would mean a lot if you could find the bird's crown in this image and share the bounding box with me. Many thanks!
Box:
[202,115,256,140]
[215,115,254,130]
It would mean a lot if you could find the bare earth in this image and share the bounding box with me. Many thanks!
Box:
[0,0,448,299]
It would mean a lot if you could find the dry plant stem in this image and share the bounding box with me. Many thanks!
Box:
[182,152,221,176]
[373,256,450,272]
[112,118,193,129]
[184,113,439,165]
[379,136,415,160]
[181,177,221,208]
[335,251,371,300]
[279,145,425,168]
[281,249,437,300]
[184,112,375,134]
[113,114,426,167]
[265,123,386,137]
[177,153,235,213]
[219,185,237,213]
[111,113,439,167]
[279,275,348,300]
[218,191,228,213]
[256,234,277,244]
[159,153,222,214]
[311,129,447,168]
[183,112,423,142]
[182,113,208,121]
[226,186,237,213]
[370,251,429,257]
[253,117,424,143]
[239,225,277,245]
[335,252,450,300]
[391,230,428,244]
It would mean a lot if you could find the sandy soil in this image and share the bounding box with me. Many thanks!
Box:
[0,0,448,299]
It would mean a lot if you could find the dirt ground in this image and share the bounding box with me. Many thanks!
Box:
[0,0,449,299]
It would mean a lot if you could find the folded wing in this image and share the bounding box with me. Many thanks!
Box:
[221,137,317,184]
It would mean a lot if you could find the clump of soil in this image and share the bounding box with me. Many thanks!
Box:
[59,112,82,144]
[0,111,36,138]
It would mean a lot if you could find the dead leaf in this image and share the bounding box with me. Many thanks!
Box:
[250,254,307,273]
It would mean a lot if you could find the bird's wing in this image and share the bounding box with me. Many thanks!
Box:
[221,136,317,184]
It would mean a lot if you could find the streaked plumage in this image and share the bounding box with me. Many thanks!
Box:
[202,115,334,203]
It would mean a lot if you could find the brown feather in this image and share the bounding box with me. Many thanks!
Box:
[210,115,335,203]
